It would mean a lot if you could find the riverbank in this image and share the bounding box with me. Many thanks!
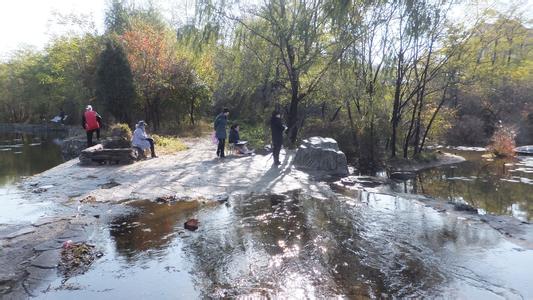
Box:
[0,123,82,137]
[1,138,533,298]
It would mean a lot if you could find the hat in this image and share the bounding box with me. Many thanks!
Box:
[86,105,92,111]
[137,120,147,127]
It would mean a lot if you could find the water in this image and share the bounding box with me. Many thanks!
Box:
[0,132,64,224]
[37,192,533,299]
[391,150,533,221]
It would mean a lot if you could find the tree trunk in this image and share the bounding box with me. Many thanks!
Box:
[287,78,299,146]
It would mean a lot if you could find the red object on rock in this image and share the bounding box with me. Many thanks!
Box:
[184,219,199,231]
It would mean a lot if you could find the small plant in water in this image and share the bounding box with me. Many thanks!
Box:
[487,124,516,157]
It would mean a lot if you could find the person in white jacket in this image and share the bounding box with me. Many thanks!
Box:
[132,120,157,158]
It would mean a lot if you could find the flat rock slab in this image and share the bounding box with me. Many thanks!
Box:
[2,227,36,240]
[32,217,69,227]
[31,249,61,269]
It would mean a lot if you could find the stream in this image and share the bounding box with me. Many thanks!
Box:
[1,135,532,298]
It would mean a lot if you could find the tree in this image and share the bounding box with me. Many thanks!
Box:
[96,38,136,125]
[228,0,352,145]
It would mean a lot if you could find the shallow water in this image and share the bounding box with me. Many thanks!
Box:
[0,132,64,224]
[391,150,533,221]
[37,192,533,299]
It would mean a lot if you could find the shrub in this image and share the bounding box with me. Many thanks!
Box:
[152,134,188,154]
[446,115,487,146]
[109,123,132,141]
[487,125,516,157]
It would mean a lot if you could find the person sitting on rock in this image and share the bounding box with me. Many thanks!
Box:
[132,121,157,158]
[228,124,253,155]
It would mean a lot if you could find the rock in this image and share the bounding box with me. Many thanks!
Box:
[390,171,417,180]
[452,202,477,213]
[80,195,96,203]
[79,144,139,165]
[32,217,67,227]
[31,249,61,269]
[184,219,199,231]
[60,137,87,160]
[99,179,120,189]
[3,227,36,239]
[155,195,176,203]
[293,137,349,176]
[102,137,131,149]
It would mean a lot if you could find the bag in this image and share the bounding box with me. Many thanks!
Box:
[211,131,218,144]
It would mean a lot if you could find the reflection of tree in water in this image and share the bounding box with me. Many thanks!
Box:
[110,200,199,261]
[182,190,506,298]
[395,151,533,220]
[0,132,63,185]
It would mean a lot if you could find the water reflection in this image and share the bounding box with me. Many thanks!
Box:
[36,190,533,299]
[0,132,64,186]
[391,151,533,221]
[135,191,514,298]
[110,200,200,261]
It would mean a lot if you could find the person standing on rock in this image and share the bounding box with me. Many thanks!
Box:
[270,110,287,166]
[214,108,229,158]
[82,105,102,148]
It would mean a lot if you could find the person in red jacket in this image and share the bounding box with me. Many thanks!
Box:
[82,105,102,147]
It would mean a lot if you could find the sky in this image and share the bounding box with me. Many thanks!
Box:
[0,0,531,60]
[0,0,107,59]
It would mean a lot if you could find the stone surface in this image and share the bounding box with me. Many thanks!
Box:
[103,137,131,149]
[184,219,199,231]
[293,137,349,176]
[79,144,138,165]
[60,136,87,160]
[31,250,61,269]
[3,227,36,239]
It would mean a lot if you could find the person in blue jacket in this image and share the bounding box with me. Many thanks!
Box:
[214,108,230,158]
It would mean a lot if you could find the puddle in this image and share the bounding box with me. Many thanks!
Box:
[35,192,533,299]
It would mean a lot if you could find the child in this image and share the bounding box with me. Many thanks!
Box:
[228,124,253,155]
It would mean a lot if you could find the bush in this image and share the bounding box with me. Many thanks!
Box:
[152,134,188,154]
[446,115,488,146]
[487,125,516,157]
[109,123,132,141]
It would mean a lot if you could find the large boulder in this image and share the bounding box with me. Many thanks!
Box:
[293,137,349,176]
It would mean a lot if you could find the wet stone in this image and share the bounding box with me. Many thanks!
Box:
[26,266,55,281]
[31,249,61,269]
[3,227,36,239]
[32,217,68,227]
[390,171,417,180]
[452,202,478,213]
[184,219,199,231]
[33,241,63,252]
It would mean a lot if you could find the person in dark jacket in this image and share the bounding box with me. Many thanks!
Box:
[229,124,253,155]
[270,110,286,165]
[214,108,229,158]
[82,105,102,147]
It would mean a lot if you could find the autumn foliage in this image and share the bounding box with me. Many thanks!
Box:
[487,125,516,157]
